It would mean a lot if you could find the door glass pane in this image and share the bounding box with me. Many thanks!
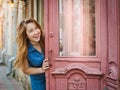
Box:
[59,0,96,56]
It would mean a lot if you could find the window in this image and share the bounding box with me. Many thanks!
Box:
[59,0,96,56]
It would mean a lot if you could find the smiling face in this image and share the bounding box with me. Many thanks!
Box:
[26,22,41,45]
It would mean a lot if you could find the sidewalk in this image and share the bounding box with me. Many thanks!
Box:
[0,64,24,90]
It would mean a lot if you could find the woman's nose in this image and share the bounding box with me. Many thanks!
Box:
[33,30,38,34]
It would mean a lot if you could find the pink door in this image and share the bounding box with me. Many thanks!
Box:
[43,0,119,90]
[106,0,120,90]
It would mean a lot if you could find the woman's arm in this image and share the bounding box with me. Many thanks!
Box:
[23,59,49,75]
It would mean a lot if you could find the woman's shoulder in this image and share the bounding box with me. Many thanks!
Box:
[28,43,35,53]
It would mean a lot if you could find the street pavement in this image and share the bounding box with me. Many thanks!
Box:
[0,64,24,90]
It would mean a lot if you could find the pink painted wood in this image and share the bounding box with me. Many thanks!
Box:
[106,0,120,90]
[44,0,120,90]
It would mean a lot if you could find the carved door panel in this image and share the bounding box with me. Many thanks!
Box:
[106,0,120,90]
[44,0,107,90]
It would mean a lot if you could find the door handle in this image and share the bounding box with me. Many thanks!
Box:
[48,49,53,66]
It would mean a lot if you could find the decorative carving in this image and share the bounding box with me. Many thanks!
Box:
[68,73,86,90]
[52,63,103,75]
[108,62,118,79]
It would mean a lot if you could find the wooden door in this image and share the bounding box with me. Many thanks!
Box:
[106,0,120,90]
[44,0,111,90]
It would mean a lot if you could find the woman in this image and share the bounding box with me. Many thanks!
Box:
[14,18,50,90]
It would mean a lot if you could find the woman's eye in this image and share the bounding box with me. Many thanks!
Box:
[29,29,33,33]
[35,27,38,30]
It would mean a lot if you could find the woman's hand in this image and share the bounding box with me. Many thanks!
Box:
[42,59,50,72]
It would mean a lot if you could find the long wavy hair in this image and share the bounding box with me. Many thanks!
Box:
[14,18,45,70]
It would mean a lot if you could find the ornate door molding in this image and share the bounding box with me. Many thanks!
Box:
[106,0,120,90]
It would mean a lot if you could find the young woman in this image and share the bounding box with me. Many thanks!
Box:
[14,18,50,90]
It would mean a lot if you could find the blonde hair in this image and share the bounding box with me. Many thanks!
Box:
[14,18,45,70]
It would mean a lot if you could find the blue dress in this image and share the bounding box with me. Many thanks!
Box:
[27,43,46,90]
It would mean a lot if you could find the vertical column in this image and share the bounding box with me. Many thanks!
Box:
[17,0,25,24]
[0,6,4,49]
[33,0,37,20]
[7,6,13,55]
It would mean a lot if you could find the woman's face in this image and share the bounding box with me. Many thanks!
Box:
[26,22,41,45]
